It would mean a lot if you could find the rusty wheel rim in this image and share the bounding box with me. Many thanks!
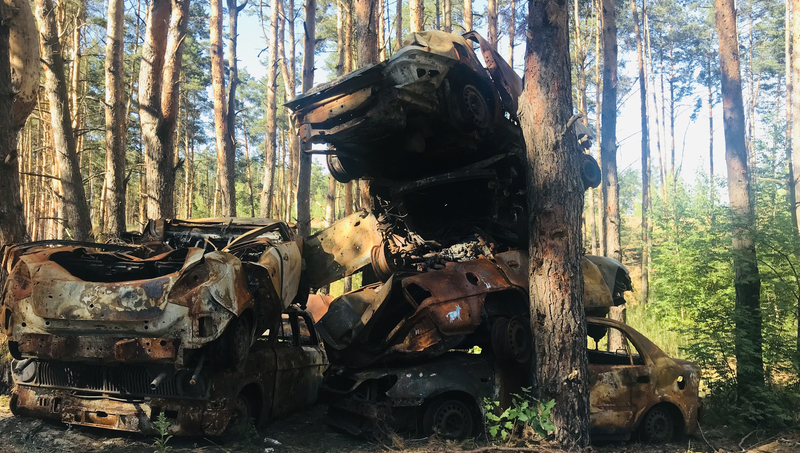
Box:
[506,316,532,362]
[643,407,673,443]
[460,85,489,129]
[433,400,473,440]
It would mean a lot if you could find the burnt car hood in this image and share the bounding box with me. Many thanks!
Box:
[3,245,248,326]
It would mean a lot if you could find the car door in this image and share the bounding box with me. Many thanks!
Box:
[270,312,326,417]
[587,322,653,436]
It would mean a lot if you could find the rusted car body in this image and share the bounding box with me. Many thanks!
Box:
[322,317,700,443]
[286,31,522,183]
[10,308,326,436]
[1,218,302,369]
[314,244,631,368]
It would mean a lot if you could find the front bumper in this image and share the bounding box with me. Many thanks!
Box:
[12,385,233,436]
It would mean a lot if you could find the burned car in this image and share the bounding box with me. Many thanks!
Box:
[286,30,522,183]
[286,30,600,189]
[10,308,326,436]
[1,218,303,369]
[322,317,701,444]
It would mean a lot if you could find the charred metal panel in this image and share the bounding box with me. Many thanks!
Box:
[303,211,382,289]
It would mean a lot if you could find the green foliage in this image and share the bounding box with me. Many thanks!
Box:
[484,389,555,442]
[152,412,173,453]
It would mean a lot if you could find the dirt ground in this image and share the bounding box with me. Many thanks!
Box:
[0,397,796,453]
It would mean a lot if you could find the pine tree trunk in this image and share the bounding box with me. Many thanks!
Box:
[488,0,497,47]
[139,0,189,220]
[34,0,92,240]
[395,0,402,49]
[464,0,472,31]
[296,0,316,236]
[520,0,590,447]
[0,11,26,252]
[716,0,764,397]
[259,0,279,217]
[708,51,715,184]
[410,0,423,32]
[508,0,515,66]
[211,0,235,216]
[104,0,127,237]
[632,0,649,307]
[601,0,620,262]
[792,0,800,237]
[594,0,603,256]
[242,116,255,217]
[444,0,451,33]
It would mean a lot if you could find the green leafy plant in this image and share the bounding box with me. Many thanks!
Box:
[484,388,556,442]
[152,412,173,453]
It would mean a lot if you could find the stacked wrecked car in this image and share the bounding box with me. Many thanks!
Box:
[290,30,700,443]
[2,218,326,435]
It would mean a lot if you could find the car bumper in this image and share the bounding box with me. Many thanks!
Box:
[12,385,233,436]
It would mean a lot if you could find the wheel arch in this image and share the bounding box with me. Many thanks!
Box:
[638,401,686,439]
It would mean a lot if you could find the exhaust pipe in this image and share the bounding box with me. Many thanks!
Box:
[150,371,168,390]
[189,355,205,386]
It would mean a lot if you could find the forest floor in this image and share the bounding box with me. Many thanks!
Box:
[0,396,796,453]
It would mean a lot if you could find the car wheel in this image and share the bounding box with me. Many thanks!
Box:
[640,406,676,444]
[225,395,253,438]
[491,316,532,364]
[447,72,494,134]
[423,398,475,440]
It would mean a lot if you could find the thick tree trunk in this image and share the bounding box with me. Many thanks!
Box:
[410,0,423,32]
[355,0,378,67]
[520,0,590,447]
[633,0,650,306]
[296,0,316,236]
[34,0,92,240]
[211,0,235,216]
[488,0,497,48]
[0,11,26,251]
[104,0,126,237]
[260,0,279,217]
[716,0,764,397]
[139,0,189,220]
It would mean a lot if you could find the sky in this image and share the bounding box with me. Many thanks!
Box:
[234,1,729,193]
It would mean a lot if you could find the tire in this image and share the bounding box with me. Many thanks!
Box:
[491,316,532,364]
[640,406,676,444]
[225,394,253,438]
[422,398,475,440]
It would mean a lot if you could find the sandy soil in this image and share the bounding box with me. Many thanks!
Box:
[0,398,796,453]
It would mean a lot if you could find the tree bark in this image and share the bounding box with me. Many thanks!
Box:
[508,0,515,66]
[211,0,236,216]
[395,0,402,49]
[792,0,800,238]
[520,0,590,447]
[260,0,279,217]
[464,0,472,31]
[104,0,127,237]
[355,0,378,67]
[410,0,423,32]
[34,0,92,240]
[0,8,26,252]
[444,0,451,33]
[601,0,619,263]
[632,0,650,306]
[139,0,190,221]
[226,0,247,216]
[716,0,764,397]
[488,0,497,48]
[296,0,316,236]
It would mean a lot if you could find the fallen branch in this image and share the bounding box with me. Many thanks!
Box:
[739,429,756,451]
[446,447,551,453]
[697,421,716,452]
